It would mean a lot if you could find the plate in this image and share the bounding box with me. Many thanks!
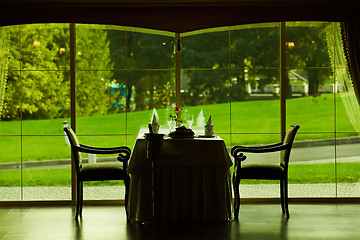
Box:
[197,135,216,138]
[168,134,195,139]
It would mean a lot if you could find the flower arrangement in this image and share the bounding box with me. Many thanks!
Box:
[169,106,183,127]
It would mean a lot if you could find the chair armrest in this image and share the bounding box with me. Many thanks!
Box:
[231,143,289,155]
[75,145,131,156]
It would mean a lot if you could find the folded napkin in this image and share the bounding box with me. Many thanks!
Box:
[151,108,160,134]
[205,115,214,137]
[206,115,212,125]
[197,109,205,127]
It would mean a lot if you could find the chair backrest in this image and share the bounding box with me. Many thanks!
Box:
[280,124,300,169]
[64,126,82,174]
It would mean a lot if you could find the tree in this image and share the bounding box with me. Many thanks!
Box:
[182,26,280,104]
[1,24,113,120]
[181,31,230,105]
[75,25,113,117]
[107,30,175,112]
[2,24,70,120]
[286,24,331,96]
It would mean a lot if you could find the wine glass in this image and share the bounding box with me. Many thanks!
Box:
[187,114,194,129]
[167,114,174,133]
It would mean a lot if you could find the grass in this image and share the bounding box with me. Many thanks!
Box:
[0,168,124,187]
[0,93,359,163]
[1,162,359,186]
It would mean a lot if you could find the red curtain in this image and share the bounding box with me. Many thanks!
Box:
[341,22,360,105]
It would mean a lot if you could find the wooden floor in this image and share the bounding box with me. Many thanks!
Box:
[0,204,359,240]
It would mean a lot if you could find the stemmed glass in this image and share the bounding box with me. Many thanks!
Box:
[187,114,194,129]
[167,113,174,133]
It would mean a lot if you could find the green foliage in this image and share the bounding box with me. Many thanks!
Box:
[76,26,113,117]
[107,30,175,111]
[2,25,70,120]
[0,23,335,120]
[1,24,113,120]
[182,24,332,104]
[286,24,332,95]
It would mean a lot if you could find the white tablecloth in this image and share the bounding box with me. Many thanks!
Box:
[127,135,233,222]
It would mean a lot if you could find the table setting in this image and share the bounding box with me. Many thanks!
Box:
[127,107,233,223]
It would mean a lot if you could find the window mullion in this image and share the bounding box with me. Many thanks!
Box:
[280,22,286,140]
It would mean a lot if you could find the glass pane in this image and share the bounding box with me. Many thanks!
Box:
[0,70,21,134]
[231,133,281,147]
[288,133,336,198]
[76,24,115,70]
[76,135,127,148]
[20,24,70,71]
[286,22,332,68]
[19,70,70,135]
[126,70,175,138]
[126,31,175,69]
[75,69,126,135]
[106,27,126,70]
[181,69,230,136]
[230,23,280,69]
[182,30,229,69]
[336,133,360,197]
[0,136,21,201]
[22,136,71,200]
[230,69,280,137]
[75,69,115,118]
[286,68,335,136]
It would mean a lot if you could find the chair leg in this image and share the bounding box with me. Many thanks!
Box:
[79,182,84,217]
[280,179,285,214]
[124,175,130,221]
[232,173,240,220]
[75,180,81,220]
[284,178,290,218]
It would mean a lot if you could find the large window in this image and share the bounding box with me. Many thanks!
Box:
[0,22,359,201]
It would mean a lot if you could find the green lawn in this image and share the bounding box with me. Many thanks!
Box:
[1,93,360,187]
[0,93,359,163]
[1,162,359,186]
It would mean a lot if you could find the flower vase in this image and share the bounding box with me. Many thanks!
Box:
[176,112,181,127]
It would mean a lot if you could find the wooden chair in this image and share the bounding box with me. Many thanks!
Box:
[231,124,300,219]
[64,126,131,220]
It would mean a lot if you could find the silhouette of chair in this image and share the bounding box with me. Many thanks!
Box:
[64,126,131,220]
[231,124,300,219]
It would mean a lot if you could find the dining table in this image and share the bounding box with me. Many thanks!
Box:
[127,128,233,222]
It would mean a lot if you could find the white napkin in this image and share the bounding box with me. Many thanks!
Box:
[206,115,213,126]
[197,109,205,127]
[205,115,214,137]
[152,108,159,120]
[151,110,160,134]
